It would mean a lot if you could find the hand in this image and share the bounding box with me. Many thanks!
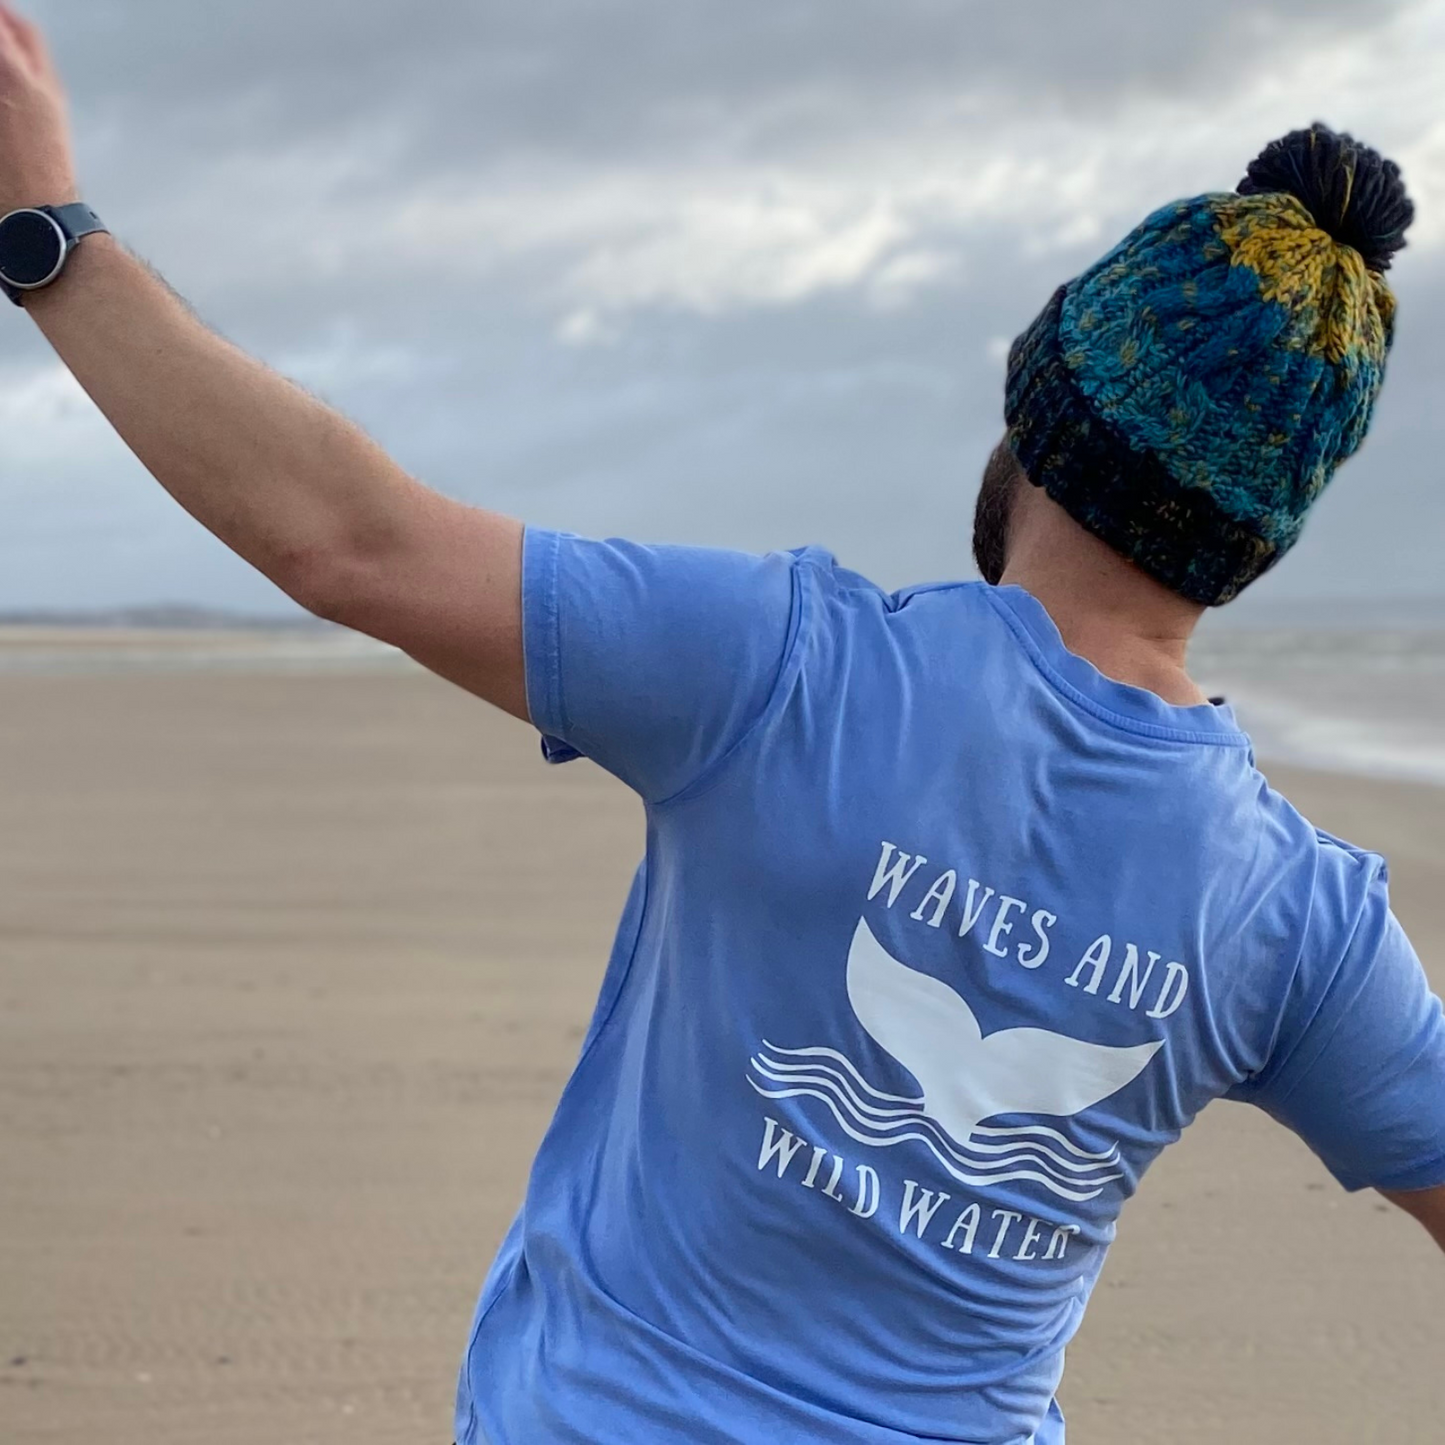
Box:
[0,3,79,216]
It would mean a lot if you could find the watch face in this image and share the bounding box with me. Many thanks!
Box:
[0,209,66,288]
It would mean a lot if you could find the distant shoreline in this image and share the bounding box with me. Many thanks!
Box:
[0,627,411,679]
[0,608,328,631]
[0,623,1440,788]
[0,591,1441,633]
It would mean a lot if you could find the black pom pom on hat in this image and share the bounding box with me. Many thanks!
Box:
[1237,121,1415,271]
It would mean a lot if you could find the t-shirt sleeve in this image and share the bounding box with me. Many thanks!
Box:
[1233,861,1445,1193]
[520,526,806,804]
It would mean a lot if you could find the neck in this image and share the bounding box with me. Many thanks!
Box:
[998,489,1210,708]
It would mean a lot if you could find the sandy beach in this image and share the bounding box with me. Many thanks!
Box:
[2,658,1442,1444]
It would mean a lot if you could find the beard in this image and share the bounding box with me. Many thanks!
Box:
[972,442,1020,586]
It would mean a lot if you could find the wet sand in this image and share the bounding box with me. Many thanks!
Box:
[1,665,1441,1444]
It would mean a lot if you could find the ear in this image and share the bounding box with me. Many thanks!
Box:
[972,438,1024,585]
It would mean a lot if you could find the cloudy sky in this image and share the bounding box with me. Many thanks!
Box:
[3,0,1444,616]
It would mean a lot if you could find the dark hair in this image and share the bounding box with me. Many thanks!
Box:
[972,440,1024,585]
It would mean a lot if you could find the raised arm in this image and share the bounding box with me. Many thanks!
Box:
[0,5,527,718]
[1383,1186,1445,1254]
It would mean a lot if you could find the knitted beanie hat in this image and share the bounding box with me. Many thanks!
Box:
[1004,123,1414,605]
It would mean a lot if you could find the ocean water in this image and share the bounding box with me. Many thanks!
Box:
[0,624,1440,787]
[1193,628,1445,786]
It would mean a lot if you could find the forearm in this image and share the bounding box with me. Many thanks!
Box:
[1383,1186,1445,1255]
[24,231,419,606]
[1,4,524,712]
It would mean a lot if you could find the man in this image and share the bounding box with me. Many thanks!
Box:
[1,8,1441,1442]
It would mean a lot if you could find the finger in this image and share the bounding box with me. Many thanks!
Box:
[8,9,45,66]
[0,3,42,67]
[0,7,27,65]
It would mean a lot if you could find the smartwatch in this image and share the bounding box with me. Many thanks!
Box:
[0,202,109,306]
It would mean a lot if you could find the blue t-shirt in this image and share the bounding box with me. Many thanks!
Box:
[455,530,1445,1445]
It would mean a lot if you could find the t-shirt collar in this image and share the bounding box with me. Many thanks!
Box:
[986,583,1248,746]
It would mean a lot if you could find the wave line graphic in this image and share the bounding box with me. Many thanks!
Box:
[747,1044,1124,1202]
[747,1077,1121,1203]
[752,1052,1119,1175]
[761,1040,1120,1163]
[749,1059,1117,1179]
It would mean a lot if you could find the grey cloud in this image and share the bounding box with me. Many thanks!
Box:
[3,231,1440,612]
[51,0,1416,178]
[0,0,1438,613]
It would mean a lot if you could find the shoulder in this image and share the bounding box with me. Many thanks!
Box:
[1310,823,1389,882]
[1308,825,1392,952]
[781,555,1006,681]
[1248,777,1391,961]
[785,546,992,618]
[1247,770,1387,881]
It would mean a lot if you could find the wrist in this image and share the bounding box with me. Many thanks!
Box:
[0,185,80,218]
[1,201,112,312]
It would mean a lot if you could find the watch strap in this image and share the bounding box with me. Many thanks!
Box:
[48,202,108,244]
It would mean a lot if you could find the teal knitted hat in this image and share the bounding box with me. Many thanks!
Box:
[1005,124,1414,605]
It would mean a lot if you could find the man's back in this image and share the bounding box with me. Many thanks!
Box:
[458,537,1445,1443]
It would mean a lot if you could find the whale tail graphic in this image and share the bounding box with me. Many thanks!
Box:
[845,918,1161,1145]
[745,918,1165,1200]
